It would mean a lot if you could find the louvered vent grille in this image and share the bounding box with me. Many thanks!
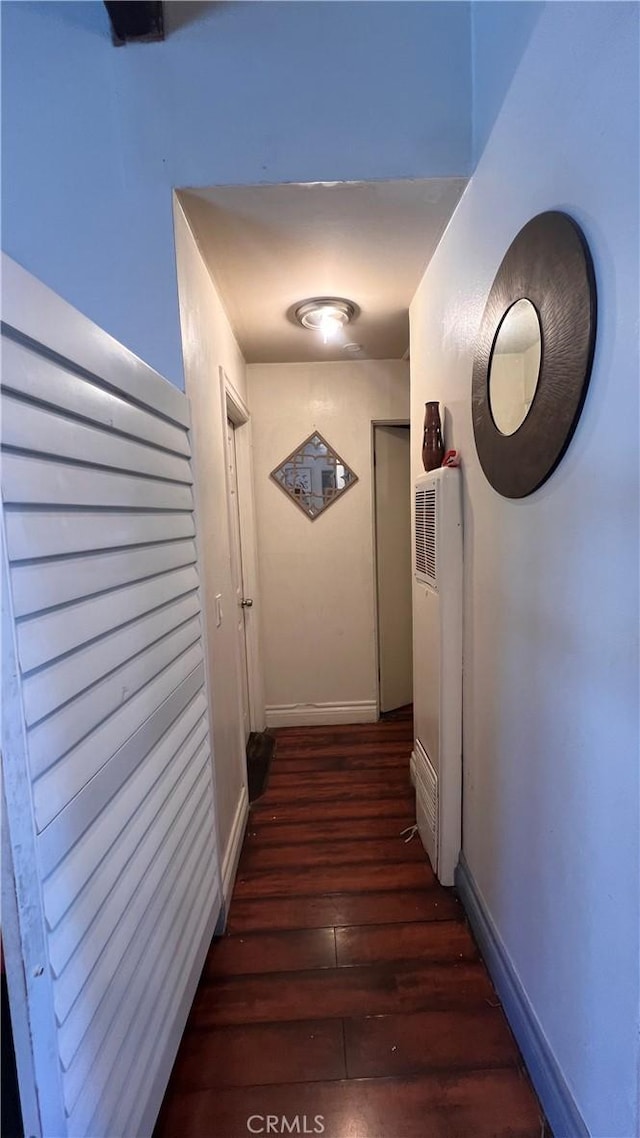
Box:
[415,485,437,587]
[415,739,438,872]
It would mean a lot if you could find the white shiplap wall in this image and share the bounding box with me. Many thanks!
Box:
[1,257,222,1138]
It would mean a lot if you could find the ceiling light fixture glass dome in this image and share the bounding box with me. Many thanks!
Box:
[294,298,358,345]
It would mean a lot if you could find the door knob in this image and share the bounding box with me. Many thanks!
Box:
[241,598,253,608]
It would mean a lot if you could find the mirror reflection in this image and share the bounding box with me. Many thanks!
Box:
[271,432,357,519]
[489,298,542,436]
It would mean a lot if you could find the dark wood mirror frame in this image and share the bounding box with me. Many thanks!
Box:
[472,211,597,499]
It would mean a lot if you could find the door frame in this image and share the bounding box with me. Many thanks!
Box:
[371,419,411,718]
[220,367,265,732]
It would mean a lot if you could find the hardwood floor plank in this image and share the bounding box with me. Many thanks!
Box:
[169,1020,346,1090]
[226,889,463,934]
[336,920,478,966]
[243,816,419,845]
[273,736,412,754]
[239,836,424,872]
[270,751,413,772]
[267,767,410,790]
[273,719,411,741]
[274,731,413,746]
[156,1070,542,1138]
[205,928,336,978]
[247,796,409,823]
[256,780,412,807]
[274,736,412,751]
[192,962,496,1027]
[233,860,435,898]
[247,796,415,825]
[344,1009,522,1077]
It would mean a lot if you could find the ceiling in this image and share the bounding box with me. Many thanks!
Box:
[177,179,467,364]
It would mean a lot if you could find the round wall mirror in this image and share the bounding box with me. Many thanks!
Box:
[489,298,542,435]
[472,211,597,499]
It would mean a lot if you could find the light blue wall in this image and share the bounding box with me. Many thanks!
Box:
[1,0,472,386]
[411,3,639,1133]
[471,1,545,163]
[4,3,638,1131]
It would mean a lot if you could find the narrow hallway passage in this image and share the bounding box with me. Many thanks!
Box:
[156,711,545,1137]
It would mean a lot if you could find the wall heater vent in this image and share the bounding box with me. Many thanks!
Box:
[412,467,462,886]
[415,485,437,588]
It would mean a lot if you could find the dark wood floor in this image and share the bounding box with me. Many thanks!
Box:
[156,709,546,1137]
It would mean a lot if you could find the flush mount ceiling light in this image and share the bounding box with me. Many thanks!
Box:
[294,297,359,344]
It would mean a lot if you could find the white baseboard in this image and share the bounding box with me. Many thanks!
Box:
[219,784,248,926]
[265,701,378,728]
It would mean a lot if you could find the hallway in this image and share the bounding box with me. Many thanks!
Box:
[156,711,545,1137]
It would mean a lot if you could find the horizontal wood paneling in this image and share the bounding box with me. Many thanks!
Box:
[49,757,211,1023]
[28,617,202,772]
[37,683,208,879]
[1,283,220,1138]
[11,538,197,619]
[33,651,205,828]
[57,782,211,1083]
[22,593,201,725]
[5,509,195,560]
[89,843,216,1138]
[2,453,193,510]
[1,336,191,456]
[17,565,199,674]
[1,262,190,427]
[57,791,213,1077]
[2,394,192,484]
[46,726,210,968]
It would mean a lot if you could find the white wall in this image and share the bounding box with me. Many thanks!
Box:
[1,0,472,387]
[247,360,409,725]
[173,201,249,885]
[410,3,639,1135]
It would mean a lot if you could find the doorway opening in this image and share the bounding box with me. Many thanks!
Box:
[221,369,265,738]
[175,179,466,734]
[373,422,413,716]
[371,423,409,714]
[222,370,273,799]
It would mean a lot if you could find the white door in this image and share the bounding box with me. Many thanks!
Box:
[1,255,222,1138]
[226,418,251,743]
[375,424,413,713]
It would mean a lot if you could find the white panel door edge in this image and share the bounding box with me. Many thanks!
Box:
[1,254,222,1138]
[221,367,265,732]
[2,540,67,1138]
